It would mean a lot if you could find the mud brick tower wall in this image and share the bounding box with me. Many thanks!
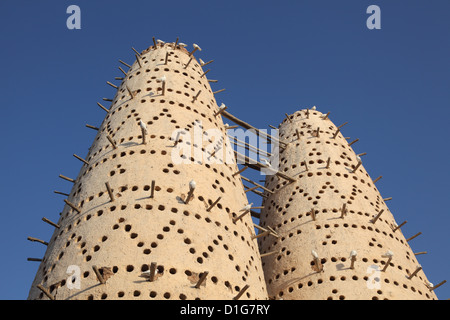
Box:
[27,40,268,300]
[257,108,437,300]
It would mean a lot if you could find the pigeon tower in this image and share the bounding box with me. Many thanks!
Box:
[257,108,439,300]
[27,39,268,300]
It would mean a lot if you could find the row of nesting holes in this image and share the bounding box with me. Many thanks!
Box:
[110,85,216,122]
[278,147,369,176]
[277,154,370,179]
[81,141,173,194]
[101,94,217,143]
[94,102,223,158]
[259,218,412,254]
[279,134,357,161]
[276,273,432,300]
[73,148,236,201]
[261,182,393,238]
[45,212,258,289]
[278,123,332,139]
[62,181,236,232]
[280,157,367,177]
[263,204,392,231]
[94,96,223,156]
[101,105,172,138]
[265,182,384,216]
[86,135,234,184]
[46,217,257,299]
[175,119,234,170]
[42,266,252,300]
[134,50,206,80]
[279,123,341,141]
[273,255,427,285]
[125,65,213,95]
[281,128,346,145]
[115,66,213,108]
[281,110,324,123]
[86,272,251,300]
[267,182,374,209]
[112,217,258,284]
[268,170,375,195]
[115,83,213,111]
[127,49,200,76]
[56,203,256,267]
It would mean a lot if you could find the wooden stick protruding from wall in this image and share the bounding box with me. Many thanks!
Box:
[233,284,250,300]
[64,199,81,213]
[42,217,60,229]
[92,266,106,284]
[27,237,48,246]
[206,197,221,212]
[37,284,55,300]
[195,271,209,289]
[105,182,114,202]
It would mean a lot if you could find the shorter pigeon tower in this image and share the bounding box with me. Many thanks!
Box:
[258,108,438,300]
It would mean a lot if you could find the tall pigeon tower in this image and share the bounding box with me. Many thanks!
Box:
[27,39,268,300]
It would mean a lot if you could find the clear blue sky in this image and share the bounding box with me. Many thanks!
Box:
[0,0,448,300]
